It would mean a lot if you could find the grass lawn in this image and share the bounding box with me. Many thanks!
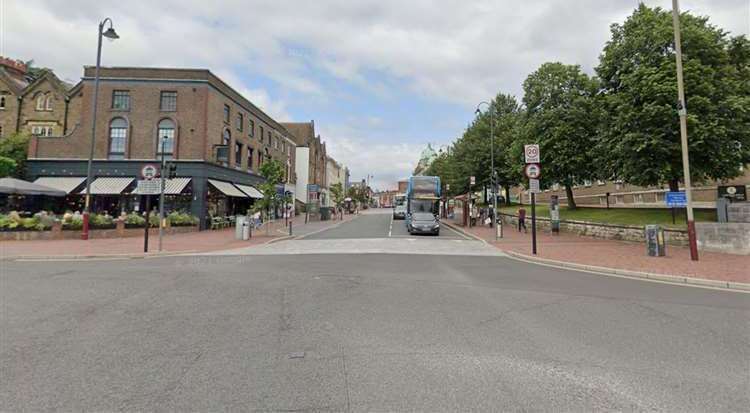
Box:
[497,204,716,229]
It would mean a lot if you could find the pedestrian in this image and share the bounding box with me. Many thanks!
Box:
[253,211,262,229]
[517,206,527,233]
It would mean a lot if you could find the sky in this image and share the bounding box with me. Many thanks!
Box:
[1,0,748,190]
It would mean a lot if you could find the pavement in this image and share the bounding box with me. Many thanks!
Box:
[453,220,750,285]
[2,208,749,411]
[0,213,356,260]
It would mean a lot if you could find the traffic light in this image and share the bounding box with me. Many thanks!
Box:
[167,163,177,179]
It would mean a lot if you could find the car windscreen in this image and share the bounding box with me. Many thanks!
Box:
[412,213,436,221]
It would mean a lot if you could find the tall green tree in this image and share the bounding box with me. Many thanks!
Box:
[522,62,601,208]
[255,159,285,218]
[329,182,344,207]
[596,4,750,191]
[0,132,30,179]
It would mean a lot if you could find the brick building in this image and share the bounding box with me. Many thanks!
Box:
[283,121,329,207]
[24,66,296,229]
[516,173,750,209]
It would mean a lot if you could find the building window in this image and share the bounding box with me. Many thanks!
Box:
[112,90,130,110]
[0,95,7,109]
[31,125,54,136]
[160,91,177,111]
[223,128,231,145]
[0,126,3,137]
[35,94,45,111]
[267,131,272,145]
[257,150,263,167]
[223,104,230,123]
[236,113,243,131]
[108,118,128,159]
[157,119,175,160]
[248,148,254,171]
[45,95,53,110]
[260,126,264,143]
[235,142,242,167]
[248,119,254,137]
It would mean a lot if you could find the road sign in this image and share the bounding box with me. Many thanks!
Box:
[524,163,541,179]
[141,164,159,180]
[528,178,540,193]
[136,179,160,195]
[718,185,747,202]
[665,191,687,207]
[470,176,475,185]
[524,144,540,163]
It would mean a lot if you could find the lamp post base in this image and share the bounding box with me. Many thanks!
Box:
[81,212,90,240]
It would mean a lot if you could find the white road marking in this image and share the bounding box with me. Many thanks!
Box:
[388,212,394,237]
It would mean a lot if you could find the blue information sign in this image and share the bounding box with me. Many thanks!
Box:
[665,191,687,207]
[307,184,319,192]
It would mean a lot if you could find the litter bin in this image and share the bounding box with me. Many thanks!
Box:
[320,207,331,221]
[235,215,250,240]
[645,225,665,257]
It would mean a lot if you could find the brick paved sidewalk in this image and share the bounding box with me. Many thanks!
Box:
[0,213,357,259]
[459,223,750,284]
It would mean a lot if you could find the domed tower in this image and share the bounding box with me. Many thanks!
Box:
[413,143,437,176]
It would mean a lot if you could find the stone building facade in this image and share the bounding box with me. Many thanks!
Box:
[0,57,74,140]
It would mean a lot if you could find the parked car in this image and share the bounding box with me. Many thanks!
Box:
[407,212,440,235]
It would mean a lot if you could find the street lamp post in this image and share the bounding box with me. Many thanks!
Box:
[81,18,119,240]
[476,101,501,240]
[671,0,699,261]
[158,136,167,252]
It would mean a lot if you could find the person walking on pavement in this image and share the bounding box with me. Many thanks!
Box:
[517,206,527,233]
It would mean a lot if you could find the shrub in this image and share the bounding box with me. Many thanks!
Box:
[124,212,146,227]
[90,213,115,229]
[168,211,199,226]
[0,214,19,230]
[62,215,83,230]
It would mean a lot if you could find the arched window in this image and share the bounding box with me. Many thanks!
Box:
[222,128,231,144]
[108,118,128,159]
[0,96,6,109]
[35,94,45,111]
[157,119,175,160]
[45,95,53,110]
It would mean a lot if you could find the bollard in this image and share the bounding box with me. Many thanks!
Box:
[289,221,293,236]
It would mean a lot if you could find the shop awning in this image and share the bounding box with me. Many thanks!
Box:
[132,177,192,195]
[80,177,135,195]
[33,177,87,194]
[207,179,248,198]
[235,183,264,199]
[0,177,67,196]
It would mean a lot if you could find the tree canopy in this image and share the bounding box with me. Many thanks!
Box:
[596,4,750,190]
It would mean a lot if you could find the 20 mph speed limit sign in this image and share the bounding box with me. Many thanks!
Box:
[524,144,540,163]
[524,163,541,179]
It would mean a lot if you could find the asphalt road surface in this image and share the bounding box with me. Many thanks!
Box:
[302,208,469,240]
[2,210,749,411]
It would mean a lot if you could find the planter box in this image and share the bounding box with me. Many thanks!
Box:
[0,225,198,241]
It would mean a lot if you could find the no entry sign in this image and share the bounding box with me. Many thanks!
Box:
[141,164,159,180]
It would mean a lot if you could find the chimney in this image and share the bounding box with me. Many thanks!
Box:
[0,57,28,80]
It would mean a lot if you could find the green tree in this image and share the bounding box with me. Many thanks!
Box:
[522,62,601,208]
[0,156,17,177]
[596,4,750,191]
[329,182,344,207]
[0,132,30,179]
[255,159,285,218]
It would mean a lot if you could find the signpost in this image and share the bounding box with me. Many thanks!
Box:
[666,191,687,225]
[140,164,159,253]
[524,146,540,255]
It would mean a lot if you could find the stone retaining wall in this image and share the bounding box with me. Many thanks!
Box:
[696,223,750,255]
[497,213,689,245]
